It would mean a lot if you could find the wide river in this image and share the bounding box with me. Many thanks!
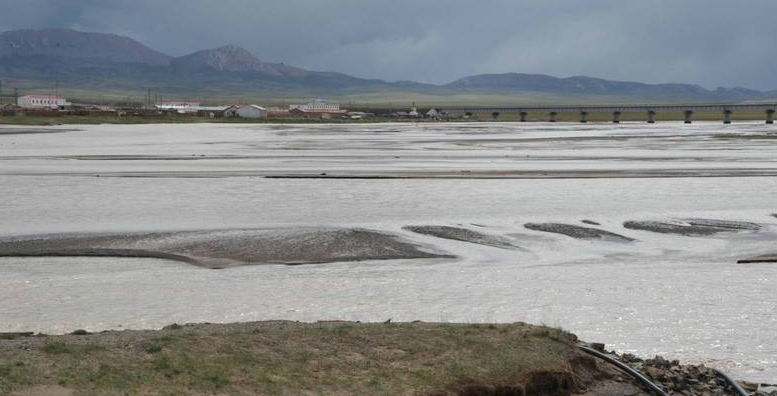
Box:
[0,121,775,382]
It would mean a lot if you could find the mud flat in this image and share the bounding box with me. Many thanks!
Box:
[0,228,451,269]
[0,128,78,135]
[403,225,517,249]
[18,168,777,179]
[524,223,634,242]
[623,219,761,236]
[738,254,777,264]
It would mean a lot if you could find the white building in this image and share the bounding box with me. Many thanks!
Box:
[236,105,267,119]
[155,101,201,113]
[17,95,71,108]
[289,99,340,112]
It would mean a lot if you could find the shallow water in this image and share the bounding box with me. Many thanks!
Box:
[0,122,776,382]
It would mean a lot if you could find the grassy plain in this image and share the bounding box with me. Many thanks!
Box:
[0,321,596,396]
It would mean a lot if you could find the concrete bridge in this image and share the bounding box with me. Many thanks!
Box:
[444,103,777,124]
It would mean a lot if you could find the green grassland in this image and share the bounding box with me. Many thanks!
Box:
[6,77,769,110]
[0,322,595,396]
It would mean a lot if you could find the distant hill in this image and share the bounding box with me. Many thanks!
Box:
[0,28,170,66]
[445,73,777,102]
[1,28,775,103]
[171,45,303,76]
[0,28,391,94]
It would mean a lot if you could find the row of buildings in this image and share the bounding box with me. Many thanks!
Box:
[153,99,351,119]
[8,94,351,119]
[16,94,72,108]
[6,94,442,120]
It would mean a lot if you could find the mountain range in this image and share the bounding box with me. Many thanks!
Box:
[1,28,775,103]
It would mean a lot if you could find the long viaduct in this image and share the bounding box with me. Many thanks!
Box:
[444,104,777,124]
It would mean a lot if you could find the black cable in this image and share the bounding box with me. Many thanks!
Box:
[714,368,750,396]
[579,345,672,396]
[579,346,753,396]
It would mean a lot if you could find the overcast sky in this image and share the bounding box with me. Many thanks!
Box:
[1,0,775,89]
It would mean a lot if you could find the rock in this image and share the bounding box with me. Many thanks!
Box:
[646,355,670,368]
[70,329,90,336]
[590,342,606,352]
[621,353,641,363]
[581,220,601,226]
[524,223,634,242]
[644,366,665,380]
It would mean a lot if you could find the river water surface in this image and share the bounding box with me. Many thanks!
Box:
[0,122,775,382]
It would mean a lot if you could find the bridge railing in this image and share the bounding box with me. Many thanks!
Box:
[442,103,777,124]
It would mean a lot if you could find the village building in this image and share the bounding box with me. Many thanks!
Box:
[156,101,201,114]
[289,99,340,112]
[222,105,240,117]
[289,107,347,119]
[235,105,267,119]
[17,94,71,109]
[196,106,231,118]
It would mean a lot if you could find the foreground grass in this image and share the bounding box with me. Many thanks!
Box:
[0,322,581,396]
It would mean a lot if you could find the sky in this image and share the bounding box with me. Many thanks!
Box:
[1,0,775,90]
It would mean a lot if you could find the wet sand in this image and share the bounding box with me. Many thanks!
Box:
[0,228,452,269]
[0,128,79,135]
[403,225,518,249]
[7,168,777,179]
[524,223,635,242]
[624,219,762,236]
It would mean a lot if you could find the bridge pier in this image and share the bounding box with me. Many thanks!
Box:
[723,110,732,124]
[612,111,621,123]
[767,109,775,124]
[684,110,694,124]
[548,112,557,122]
[520,111,528,122]
[579,111,588,123]
[647,110,656,123]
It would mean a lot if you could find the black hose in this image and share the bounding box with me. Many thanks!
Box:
[579,345,673,396]
[714,368,750,396]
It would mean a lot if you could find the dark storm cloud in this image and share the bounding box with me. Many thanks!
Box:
[0,0,775,89]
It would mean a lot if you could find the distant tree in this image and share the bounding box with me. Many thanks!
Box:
[491,111,500,120]
[464,112,473,119]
